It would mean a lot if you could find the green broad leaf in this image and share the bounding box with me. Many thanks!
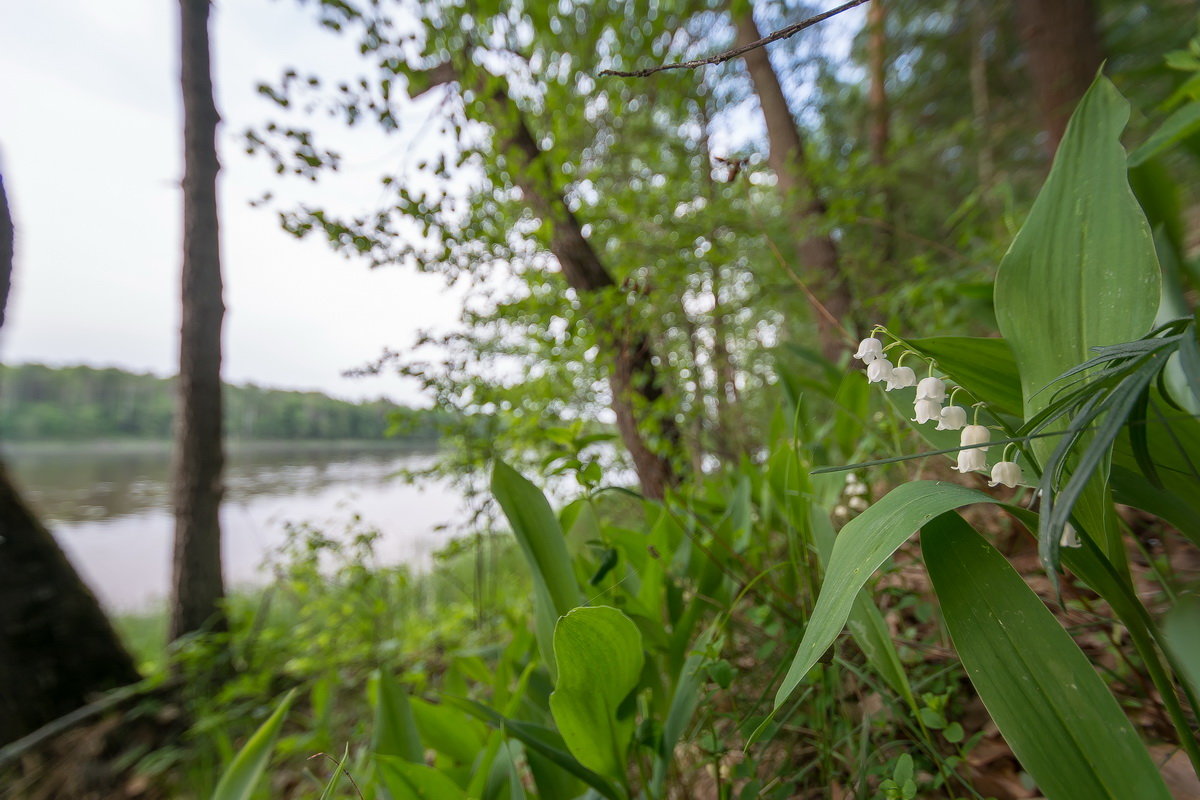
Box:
[373,670,423,762]
[810,506,917,715]
[995,76,1159,415]
[376,755,465,800]
[774,481,989,710]
[1128,100,1200,166]
[549,606,644,786]
[442,696,620,800]
[903,336,1022,418]
[649,639,710,798]
[491,460,582,672]
[1163,595,1200,698]
[922,513,1171,800]
[994,75,1159,569]
[410,697,488,765]
[211,689,296,800]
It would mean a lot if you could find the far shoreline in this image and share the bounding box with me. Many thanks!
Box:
[0,437,440,457]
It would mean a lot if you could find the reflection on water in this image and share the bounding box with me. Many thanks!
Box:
[2,441,466,612]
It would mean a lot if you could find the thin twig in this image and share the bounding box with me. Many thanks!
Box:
[599,0,872,78]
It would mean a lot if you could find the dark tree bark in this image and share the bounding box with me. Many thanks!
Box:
[0,174,140,746]
[1014,0,1105,156]
[867,0,895,264]
[170,0,227,640]
[494,89,681,498]
[734,8,855,362]
[969,0,997,194]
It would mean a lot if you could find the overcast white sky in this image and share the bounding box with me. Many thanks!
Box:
[0,0,462,403]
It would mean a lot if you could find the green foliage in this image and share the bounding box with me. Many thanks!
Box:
[0,362,444,442]
[924,513,1171,800]
[549,606,644,787]
[211,689,296,800]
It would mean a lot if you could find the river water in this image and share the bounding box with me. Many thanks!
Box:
[2,441,467,612]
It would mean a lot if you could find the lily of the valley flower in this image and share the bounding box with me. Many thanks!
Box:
[1060,524,1082,549]
[936,405,967,431]
[916,377,947,402]
[988,461,1022,488]
[885,366,917,391]
[854,337,884,364]
[912,398,942,424]
[955,424,990,473]
[867,357,894,384]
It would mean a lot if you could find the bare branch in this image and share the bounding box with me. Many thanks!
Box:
[599,0,872,79]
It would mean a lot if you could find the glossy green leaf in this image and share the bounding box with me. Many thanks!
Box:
[443,696,620,800]
[549,606,643,785]
[1164,595,1200,698]
[376,755,465,800]
[995,75,1159,416]
[211,689,296,800]
[923,513,1170,800]
[810,506,916,713]
[373,670,423,762]
[994,75,1159,568]
[774,481,988,709]
[904,335,1022,418]
[410,697,488,765]
[491,460,582,672]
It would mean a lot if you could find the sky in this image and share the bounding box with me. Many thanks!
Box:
[0,0,462,403]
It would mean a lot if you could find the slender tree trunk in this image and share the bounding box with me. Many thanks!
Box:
[734,8,854,362]
[1014,0,1105,156]
[969,0,996,193]
[0,174,139,746]
[867,0,895,264]
[486,82,681,499]
[171,0,227,640]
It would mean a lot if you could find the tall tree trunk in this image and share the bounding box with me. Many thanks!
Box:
[471,78,680,498]
[867,0,895,264]
[1014,0,1105,156]
[734,8,854,362]
[171,0,227,640]
[0,174,140,746]
[969,0,996,193]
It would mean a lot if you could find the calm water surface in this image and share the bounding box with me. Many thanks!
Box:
[2,441,467,612]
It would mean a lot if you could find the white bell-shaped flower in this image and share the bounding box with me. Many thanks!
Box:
[912,398,942,424]
[936,405,967,431]
[845,473,867,496]
[916,377,947,402]
[954,424,990,473]
[853,337,884,364]
[867,357,894,384]
[1060,524,1082,549]
[847,495,868,512]
[988,461,1022,488]
[885,366,917,391]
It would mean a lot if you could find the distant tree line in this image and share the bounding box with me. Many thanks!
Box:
[0,363,444,442]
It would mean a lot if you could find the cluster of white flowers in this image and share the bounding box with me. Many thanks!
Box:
[854,335,1023,489]
[834,472,870,519]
